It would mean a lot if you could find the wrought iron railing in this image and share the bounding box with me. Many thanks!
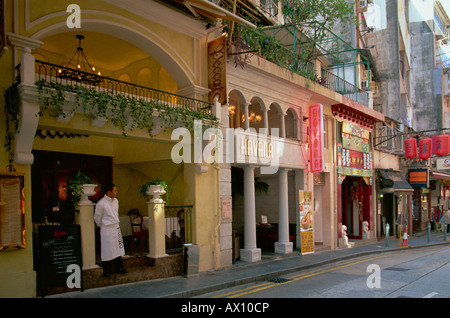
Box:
[34,60,213,115]
[320,68,369,106]
[165,205,193,252]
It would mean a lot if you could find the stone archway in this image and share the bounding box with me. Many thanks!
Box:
[30,18,195,89]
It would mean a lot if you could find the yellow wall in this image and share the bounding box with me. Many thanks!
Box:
[0,46,36,298]
[0,0,218,297]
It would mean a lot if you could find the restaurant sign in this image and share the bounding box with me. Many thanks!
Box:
[299,191,314,255]
[208,34,227,105]
[409,168,429,188]
[309,104,324,173]
[337,122,373,179]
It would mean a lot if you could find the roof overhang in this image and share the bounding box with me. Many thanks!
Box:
[167,0,257,29]
[332,103,385,130]
[378,169,414,194]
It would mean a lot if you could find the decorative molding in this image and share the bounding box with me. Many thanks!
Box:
[176,85,210,100]
[6,32,43,52]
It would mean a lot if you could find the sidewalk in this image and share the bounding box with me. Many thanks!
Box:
[49,230,450,298]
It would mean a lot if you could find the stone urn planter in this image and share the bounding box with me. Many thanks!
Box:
[79,184,97,205]
[146,184,166,203]
[139,179,171,204]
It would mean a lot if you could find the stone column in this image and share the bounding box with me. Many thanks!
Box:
[243,103,250,130]
[240,165,261,262]
[279,113,286,138]
[263,108,269,134]
[275,168,293,254]
[147,202,168,259]
[76,203,98,270]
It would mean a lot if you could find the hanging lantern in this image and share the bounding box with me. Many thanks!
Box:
[419,138,432,160]
[435,135,450,157]
[404,138,417,159]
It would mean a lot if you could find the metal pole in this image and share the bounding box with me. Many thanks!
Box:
[385,223,389,247]
[427,222,431,243]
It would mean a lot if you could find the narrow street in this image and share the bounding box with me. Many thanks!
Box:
[196,246,450,298]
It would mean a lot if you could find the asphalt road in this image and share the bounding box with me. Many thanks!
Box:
[195,245,450,298]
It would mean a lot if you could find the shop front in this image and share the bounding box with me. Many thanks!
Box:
[335,115,377,245]
[377,169,414,237]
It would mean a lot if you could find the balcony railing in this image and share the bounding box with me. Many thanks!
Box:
[34,60,213,115]
[320,68,369,106]
[165,205,192,252]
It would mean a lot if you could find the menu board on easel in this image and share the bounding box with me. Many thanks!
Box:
[0,174,25,250]
[38,225,83,296]
[299,190,314,255]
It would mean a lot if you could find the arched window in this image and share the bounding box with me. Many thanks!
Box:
[285,108,298,140]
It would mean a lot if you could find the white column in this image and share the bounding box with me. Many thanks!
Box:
[147,202,168,259]
[280,113,286,138]
[275,168,293,254]
[240,165,261,262]
[243,103,250,130]
[76,203,99,270]
[263,108,269,134]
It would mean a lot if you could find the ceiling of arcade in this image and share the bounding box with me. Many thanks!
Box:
[33,31,178,93]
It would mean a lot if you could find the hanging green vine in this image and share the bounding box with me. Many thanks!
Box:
[3,79,218,168]
[3,75,21,171]
[35,79,218,135]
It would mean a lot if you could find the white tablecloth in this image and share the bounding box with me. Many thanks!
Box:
[119,216,148,237]
[119,216,180,237]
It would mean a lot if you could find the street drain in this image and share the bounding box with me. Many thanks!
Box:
[268,278,292,284]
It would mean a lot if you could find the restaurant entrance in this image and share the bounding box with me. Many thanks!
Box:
[31,150,112,224]
[341,176,372,239]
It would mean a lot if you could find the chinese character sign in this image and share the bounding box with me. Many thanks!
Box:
[309,104,324,173]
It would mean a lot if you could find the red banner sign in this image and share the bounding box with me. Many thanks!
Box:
[309,104,324,173]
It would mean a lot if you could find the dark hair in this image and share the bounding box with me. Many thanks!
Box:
[104,183,116,193]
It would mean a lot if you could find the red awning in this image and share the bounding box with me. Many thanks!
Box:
[430,170,450,181]
[332,103,384,130]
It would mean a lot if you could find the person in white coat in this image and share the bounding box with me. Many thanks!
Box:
[94,184,127,277]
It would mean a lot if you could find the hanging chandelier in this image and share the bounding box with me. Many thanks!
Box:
[57,34,103,85]
[242,112,262,123]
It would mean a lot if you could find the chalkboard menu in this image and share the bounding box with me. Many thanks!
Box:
[38,225,83,295]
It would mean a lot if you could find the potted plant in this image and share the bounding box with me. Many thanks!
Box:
[63,171,98,206]
[139,178,171,204]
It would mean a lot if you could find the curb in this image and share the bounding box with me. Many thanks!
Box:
[161,240,450,298]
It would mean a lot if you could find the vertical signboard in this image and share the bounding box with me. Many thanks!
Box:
[0,0,5,57]
[208,34,227,104]
[309,104,324,173]
[0,174,25,250]
[299,190,314,255]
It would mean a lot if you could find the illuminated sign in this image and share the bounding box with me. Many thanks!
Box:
[409,168,428,188]
[309,104,324,173]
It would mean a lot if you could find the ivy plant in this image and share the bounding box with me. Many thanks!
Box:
[35,79,218,134]
[3,79,218,169]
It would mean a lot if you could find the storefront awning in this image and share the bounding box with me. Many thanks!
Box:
[378,169,413,194]
[332,103,385,131]
[430,170,450,181]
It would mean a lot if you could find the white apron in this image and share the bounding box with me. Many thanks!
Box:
[100,223,125,261]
